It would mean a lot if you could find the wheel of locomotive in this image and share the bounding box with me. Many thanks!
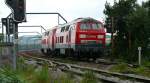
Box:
[41,49,44,54]
[47,48,52,56]
[92,52,98,61]
[50,50,55,58]
[69,49,74,57]
[73,51,78,60]
[74,51,82,60]
[64,49,72,58]
[55,49,61,57]
[41,48,47,55]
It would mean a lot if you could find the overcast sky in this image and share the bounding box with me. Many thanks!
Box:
[0,0,147,35]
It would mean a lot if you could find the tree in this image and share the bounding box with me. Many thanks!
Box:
[127,4,150,61]
[104,0,137,61]
[104,0,150,62]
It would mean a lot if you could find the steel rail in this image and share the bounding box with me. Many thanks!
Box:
[21,54,150,83]
[22,54,116,83]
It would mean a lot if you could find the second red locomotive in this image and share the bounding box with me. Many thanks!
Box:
[41,17,106,59]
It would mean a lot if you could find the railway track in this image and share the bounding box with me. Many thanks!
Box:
[20,52,150,83]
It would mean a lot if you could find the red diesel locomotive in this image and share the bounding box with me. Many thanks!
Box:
[41,17,106,58]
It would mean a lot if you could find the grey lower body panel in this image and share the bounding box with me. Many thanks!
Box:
[74,44,104,53]
[55,44,104,53]
[48,44,105,58]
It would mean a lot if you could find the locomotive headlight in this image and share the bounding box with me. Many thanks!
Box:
[80,34,86,38]
[98,40,102,43]
[80,40,87,43]
[98,35,104,39]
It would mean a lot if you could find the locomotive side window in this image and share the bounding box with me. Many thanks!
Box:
[59,37,61,43]
[59,36,61,43]
[45,32,47,36]
[61,27,65,32]
[65,25,70,31]
[43,32,46,36]
[47,31,49,35]
[66,35,68,42]
[56,37,58,43]
[44,31,49,36]
[58,37,59,43]
[61,37,62,43]
[62,36,64,43]
[59,36,64,43]
[69,25,74,30]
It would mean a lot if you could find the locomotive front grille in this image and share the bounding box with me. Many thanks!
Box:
[86,41,96,44]
[75,43,103,52]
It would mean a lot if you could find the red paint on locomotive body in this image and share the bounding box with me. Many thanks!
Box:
[41,17,106,57]
[75,21,105,46]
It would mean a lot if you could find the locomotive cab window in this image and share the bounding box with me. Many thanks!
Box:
[80,23,102,30]
[92,23,102,29]
[80,23,91,30]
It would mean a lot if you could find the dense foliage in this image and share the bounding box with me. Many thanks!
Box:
[104,0,150,62]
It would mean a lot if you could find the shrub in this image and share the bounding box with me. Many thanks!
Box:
[81,71,98,83]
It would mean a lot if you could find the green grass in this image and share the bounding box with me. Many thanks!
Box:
[81,71,98,83]
[52,75,75,83]
[0,67,25,83]
[0,57,100,83]
[32,63,50,83]
[132,66,150,77]
[109,63,133,73]
[109,62,150,78]
[143,60,150,68]
[0,58,36,83]
[0,57,77,83]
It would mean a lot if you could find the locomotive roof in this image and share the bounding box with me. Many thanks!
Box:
[72,17,100,23]
[58,17,100,26]
[46,17,100,31]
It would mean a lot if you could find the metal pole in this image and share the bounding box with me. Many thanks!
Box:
[139,51,141,66]
[26,12,67,23]
[2,23,4,42]
[111,17,114,57]
[18,25,47,32]
[12,23,18,70]
[12,23,16,70]
[58,14,60,25]
[6,13,12,18]
[138,47,142,66]
[40,25,46,31]
[58,13,67,23]
[7,18,10,42]
[18,32,42,36]
[41,27,42,34]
